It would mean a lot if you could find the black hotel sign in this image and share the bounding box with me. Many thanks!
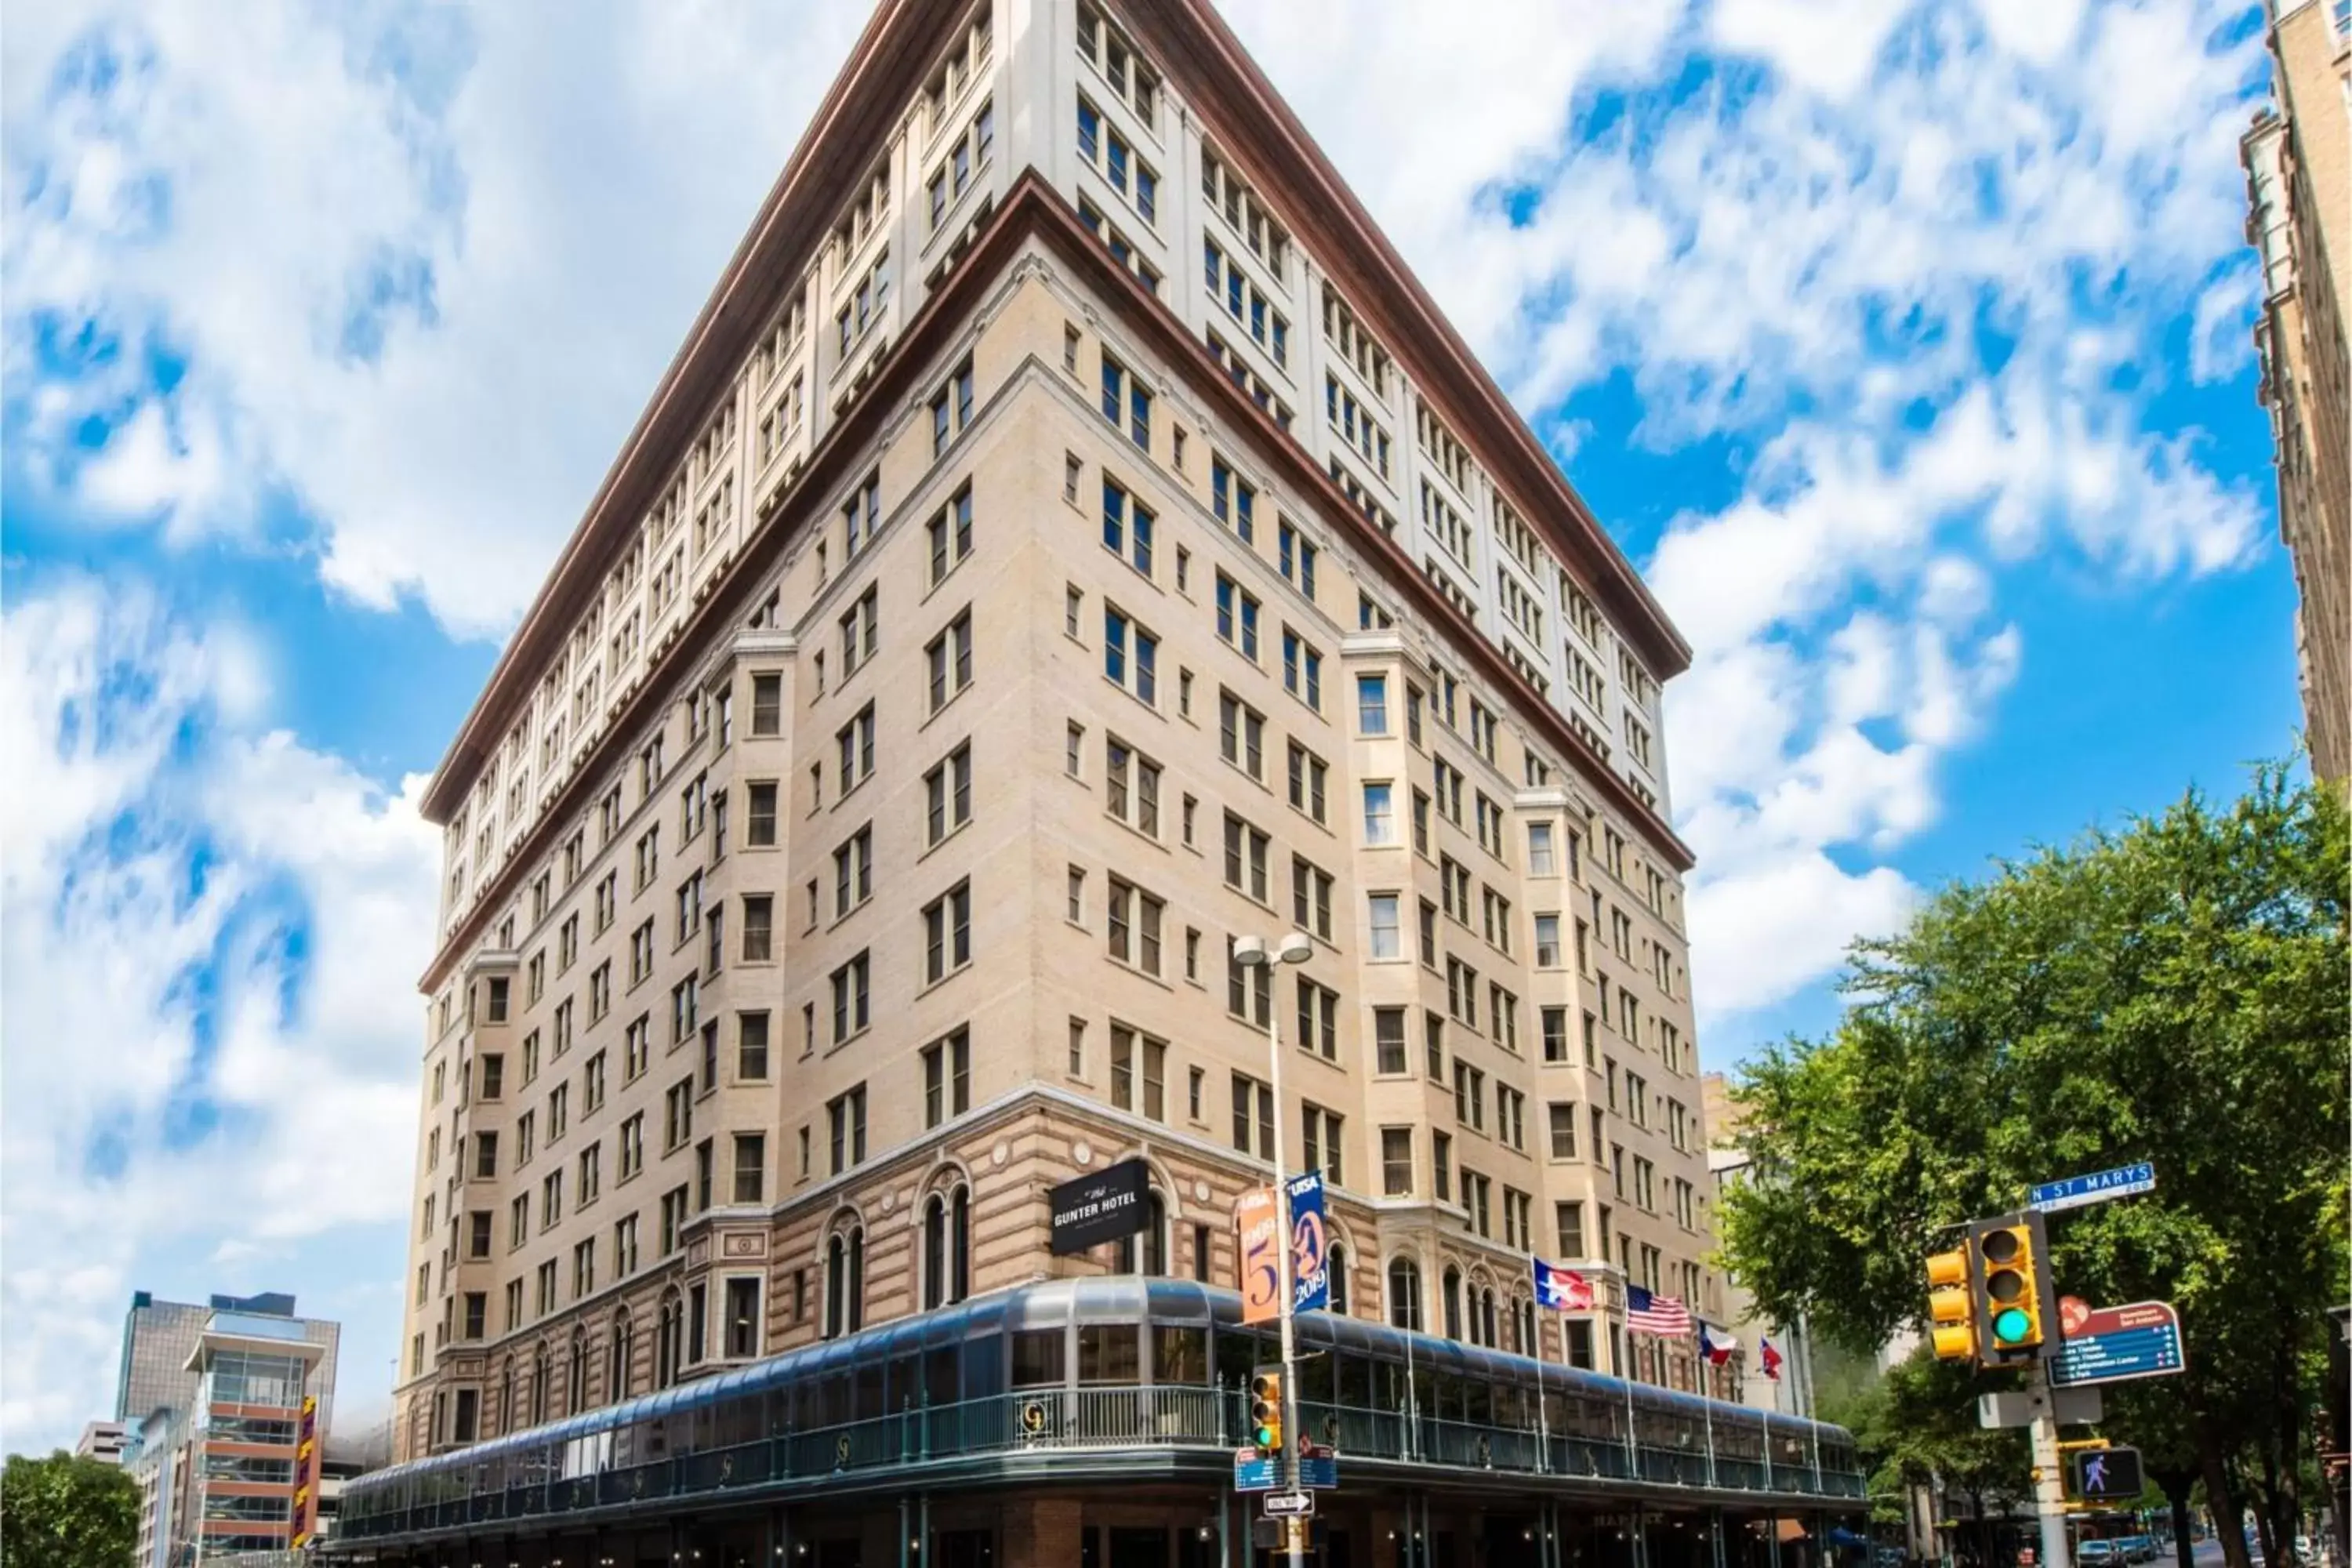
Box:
[1049,1158,1150,1254]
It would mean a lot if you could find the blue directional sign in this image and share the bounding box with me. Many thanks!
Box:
[1300,1451,1338,1490]
[1233,1449,1279,1491]
[2030,1162,2154,1214]
[2050,1301,2186,1388]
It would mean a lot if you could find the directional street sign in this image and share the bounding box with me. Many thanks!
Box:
[2029,1162,2154,1214]
[2050,1301,2186,1388]
[1301,1452,1338,1490]
[1232,1448,1279,1491]
[1264,1492,1316,1519]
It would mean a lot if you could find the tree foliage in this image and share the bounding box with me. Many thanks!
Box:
[0,1450,140,1568]
[1718,766,2347,1568]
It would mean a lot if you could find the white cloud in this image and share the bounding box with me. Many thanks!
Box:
[0,576,439,1453]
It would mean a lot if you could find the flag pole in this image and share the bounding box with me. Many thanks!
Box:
[1700,1323,1718,1489]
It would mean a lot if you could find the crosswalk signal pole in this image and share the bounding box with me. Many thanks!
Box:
[2029,1360,2071,1568]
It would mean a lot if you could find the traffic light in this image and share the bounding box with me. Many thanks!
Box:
[1969,1210,2056,1362]
[2067,1445,2143,1501]
[1926,1241,1977,1362]
[1250,1367,1284,1452]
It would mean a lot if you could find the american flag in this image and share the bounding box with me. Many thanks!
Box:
[1625,1286,1692,1338]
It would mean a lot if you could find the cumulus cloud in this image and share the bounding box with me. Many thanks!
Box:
[0,578,439,1450]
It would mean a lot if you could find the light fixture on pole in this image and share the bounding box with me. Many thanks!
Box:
[1232,929,1314,1568]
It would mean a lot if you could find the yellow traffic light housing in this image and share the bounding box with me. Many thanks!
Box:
[1926,1243,1977,1361]
[1250,1368,1284,1452]
[1970,1211,2055,1362]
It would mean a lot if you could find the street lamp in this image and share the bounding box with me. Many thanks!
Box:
[1232,929,1315,1568]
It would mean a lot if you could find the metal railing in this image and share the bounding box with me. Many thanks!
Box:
[340,1385,1864,1541]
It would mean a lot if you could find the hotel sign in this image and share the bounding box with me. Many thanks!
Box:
[1048,1158,1150,1254]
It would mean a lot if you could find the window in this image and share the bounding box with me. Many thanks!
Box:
[1529,821,1557,876]
[1286,742,1327,823]
[924,742,973,844]
[927,485,974,585]
[1105,738,1163,836]
[924,881,973,983]
[1301,1103,1344,1185]
[1356,674,1389,735]
[1102,608,1159,702]
[827,1085,869,1174]
[824,1227,865,1338]
[1229,1073,1275,1159]
[619,1112,644,1179]
[1226,938,1272,1025]
[1105,877,1165,975]
[923,1185,972,1309]
[1210,459,1256,542]
[1381,1127,1414,1194]
[839,586,878,677]
[1374,1007,1407,1073]
[1535,913,1562,968]
[1295,977,1338,1058]
[1351,787,1392,855]
[739,1011,771,1080]
[1109,1025,1167,1121]
[1290,857,1334,939]
[1100,354,1151,448]
[829,953,871,1042]
[925,610,974,713]
[1214,573,1261,661]
[1101,477,1155,575]
[1388,1258,1422,1331]
[833,826,873,916]
[1541,1006,1570,1064]
[1281,630,1323,710]
[1218,691,1265,779]
[731,1134,765,1206]
[746,782,779,846]
[836,704,876,793]
[923,1029,971,1127]
[1368,894,1402,960]
[1278,521,1317,597]
[841,470,880,556]
[1221,813,1270,902]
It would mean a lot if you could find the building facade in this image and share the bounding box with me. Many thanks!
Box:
[357,2,1862,1562]
[123,1308,333,1565]
[117,1290,341,1439]
[2241,0,2350,783]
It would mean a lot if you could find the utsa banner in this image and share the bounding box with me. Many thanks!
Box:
[1287,1171,1330,1313]
[1236,1187,1282,1324]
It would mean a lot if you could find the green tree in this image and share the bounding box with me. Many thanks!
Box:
[1821,1346,2031,1558]
[1719,765,2348,1568]
[0,1450,140,1568]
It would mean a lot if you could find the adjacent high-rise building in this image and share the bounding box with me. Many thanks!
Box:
[115,1290,340,1437]
[355,2,1864,1560]
[2242,0,2350,782]
[122,1306,335,1566]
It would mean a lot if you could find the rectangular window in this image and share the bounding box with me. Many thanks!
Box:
[1369,894,1401,960]
[1102,608,1159,703]
[1210,458,1255,543]
[750,673,783,736]
[924,880,974,983]
[732,1134,765,1205]
[1381,1127,1414,1195]
[829,953,871,1042]
[827,1084,869,1173]
[1374,1007,1407,1073]
[1105,876,1165,975]
[1356,673,1389,735]
[924,742,974,845]
[836,704,877,792]
[1229,1072,1275,1160]
[1221,813,1270,902]
[924,610,974,713]
[923,1028,972,1127]
[1281,629,1323,710]
[1101,477,1156,575]
[1285,742,1327,824]
[1218,691,1265,779]
[1214,573,1261,661]
[1278,520,1318,597]
[927,485,975,585]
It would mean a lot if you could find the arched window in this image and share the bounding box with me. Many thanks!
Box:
[530,1344,550,1424]
[498,1359,515,1436]
[656,1290,684,1388]
[1442,1268,1463,1341]
[567,1328,588,1413]
[1387,1258,1422,1332]
[1115,1191,1168,1275]
[1479,1288,1498,1348]
[924,1185,972,1309]
[826,1226,866,1338]
[1515,1298,1537,1358]
[1327,1243,1349,1316]
[608,1312,632,1402]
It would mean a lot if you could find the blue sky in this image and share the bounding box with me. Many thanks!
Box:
[0,0,2296,1454]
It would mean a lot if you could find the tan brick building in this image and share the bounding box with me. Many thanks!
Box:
[2243,0,2350,782]
[347,3,1864,1563]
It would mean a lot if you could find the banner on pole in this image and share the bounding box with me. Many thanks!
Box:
[1236,1187,1282,1324]
[1288,1172,1330,1313]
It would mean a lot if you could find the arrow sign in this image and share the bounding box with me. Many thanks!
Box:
[2050,1301,2186,1388]
[1264,1492,1316,1519]
[2030,1162,2154,1214]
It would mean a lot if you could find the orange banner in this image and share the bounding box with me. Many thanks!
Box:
[1235,1186,1281,1324]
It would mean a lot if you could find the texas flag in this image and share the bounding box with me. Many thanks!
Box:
[1531,1259,1595,1312]
[1700,1323,1742,1366]
[1759,1338,1784,1381]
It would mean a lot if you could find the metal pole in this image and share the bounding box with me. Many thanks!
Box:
[1262,951,1305,1568]
[2029,1362,2073,1568]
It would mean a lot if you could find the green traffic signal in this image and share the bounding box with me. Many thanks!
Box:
[1992,1307,2033,1344]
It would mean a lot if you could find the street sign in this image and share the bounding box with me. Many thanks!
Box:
[2050,1301,2185,1388]
[1301,1451,1338,1489]
[1265,1492,1316,1519]
[2029,1162,2154,1214]
[1233,1447,1279,1491]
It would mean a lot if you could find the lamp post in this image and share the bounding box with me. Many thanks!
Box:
[1233,930,1314,1568]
